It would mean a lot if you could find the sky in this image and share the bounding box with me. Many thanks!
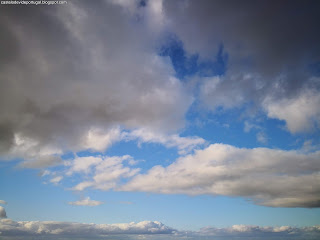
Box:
[0,0,320,239]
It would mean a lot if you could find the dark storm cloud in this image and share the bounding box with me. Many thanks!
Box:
[164,0,320,75]
[163,0,320,130]
[0,1,191,163]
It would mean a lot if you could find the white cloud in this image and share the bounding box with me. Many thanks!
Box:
[0,200,7,205]
[72,181,94,191]
[244,121,261,133]
[66,156,103,176]
[200,76,247,110]
[68,197,104,206]
[264,89,320,133]
[121,144,320,207]
[71,155,140,191]
[50,176,63,184]
[122,128,206,154]
[0,207,7,218]
[83,127,121,152]
[256,132,267,144]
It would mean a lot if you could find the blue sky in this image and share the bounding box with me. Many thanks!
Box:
[0,0,320,239]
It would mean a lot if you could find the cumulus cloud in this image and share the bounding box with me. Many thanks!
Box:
[70,155,140,191]
[264,89,320,133]
[121,144,320,207]
[0,207,6,218]
[0,0,192,165]
[68,197,104,206]
[66,156,103,176]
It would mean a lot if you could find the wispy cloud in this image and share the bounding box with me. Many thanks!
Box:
[68,197,104,206]
[121,128,206,155]
[50,176,63,185]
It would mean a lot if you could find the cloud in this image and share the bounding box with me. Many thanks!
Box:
[0,219,175,237]
[0,200,7,205]
[121,144,320,207]
[70,155,140,191]
[264,88,320,133]
[0,207,7,218]
[0,219,319,240]
[121,128,206,154]
[68,197,104,206]
[0,1,192,163]
[164,0,320,77]
[192,225,320,239]
[256,132,267,144]
[163,0,320,129]
[84,127,121,152]
[50,176,63,184]
[19,155,62,169]
[66,156,103,176]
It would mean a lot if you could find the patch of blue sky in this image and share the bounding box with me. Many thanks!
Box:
[106,140,180,170]
[138,0,147,8]
[67,190,320,230]
[308,61,320,76]
[158,36,228,80]
[0,162,70,221]
[183,100,313,151]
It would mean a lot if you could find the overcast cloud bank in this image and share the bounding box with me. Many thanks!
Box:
[0,219,319,240]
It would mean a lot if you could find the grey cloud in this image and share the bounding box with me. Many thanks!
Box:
[163,0,320,130]
[19,155,62,169]
[164,0,320,76]
[0,219,175,237]
[0,206,7,218]
[0,219,319,240]
[121,144,320,208]
[0,1,191,163]
[192,225,320,239]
